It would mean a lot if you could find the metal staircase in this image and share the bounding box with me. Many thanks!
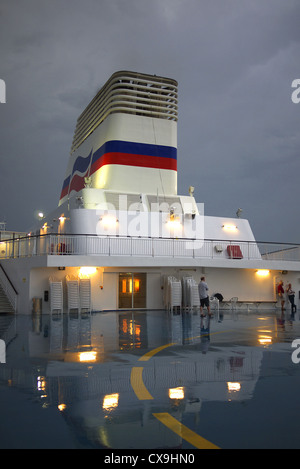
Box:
[0,263,17,313]
[0,284,14,314]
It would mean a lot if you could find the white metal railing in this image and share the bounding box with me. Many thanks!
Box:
[0,234,300,263]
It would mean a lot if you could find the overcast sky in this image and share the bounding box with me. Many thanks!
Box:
[0,0,299,243]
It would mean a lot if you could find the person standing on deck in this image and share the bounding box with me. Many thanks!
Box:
[277,280,285,313]
[286,283,296,314]
[198,276,212,317]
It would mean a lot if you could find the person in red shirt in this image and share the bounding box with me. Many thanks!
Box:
[277,280,285,312]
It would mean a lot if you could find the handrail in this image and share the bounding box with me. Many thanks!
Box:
[0,263,18,295]
[0,233,299,263]
[0,263,18,312]
[1,232,300,247]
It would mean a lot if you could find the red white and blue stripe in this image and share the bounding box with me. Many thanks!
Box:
[60,140,177,201]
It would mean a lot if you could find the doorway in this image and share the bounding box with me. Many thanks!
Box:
[118,273,146,309]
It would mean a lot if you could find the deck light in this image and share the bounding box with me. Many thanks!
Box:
[222,224,237,231]
[256,269,270,277]
[100,215,119,227]
[79,267,97,277]
[167,218,181,228]
[167,210,181,228]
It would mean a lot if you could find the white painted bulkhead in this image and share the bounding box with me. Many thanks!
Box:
[23,264,300,314]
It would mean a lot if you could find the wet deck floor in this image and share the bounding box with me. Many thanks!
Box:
[0,308,300,449]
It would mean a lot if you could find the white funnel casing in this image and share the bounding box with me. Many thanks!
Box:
[59,71,178,206]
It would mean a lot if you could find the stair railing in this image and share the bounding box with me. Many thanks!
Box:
[0,264,18,313]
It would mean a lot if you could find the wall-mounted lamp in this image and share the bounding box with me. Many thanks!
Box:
[222,224,238,231]
[167,217,181,228]
[167,207,181,227]
[256,270,270,277]
[100,215,119,227]
[79,266,97,278]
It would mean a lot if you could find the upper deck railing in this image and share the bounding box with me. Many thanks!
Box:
[0,233,299,263]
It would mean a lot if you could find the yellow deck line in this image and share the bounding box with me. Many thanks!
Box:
[153,413,220,449]
[130,367,153,400]
[138,327,241,361]
[138,343,176,361]
[130,323,269,449]
[132,333,232,448]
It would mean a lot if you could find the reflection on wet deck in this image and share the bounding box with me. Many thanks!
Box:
[1,309,300,449]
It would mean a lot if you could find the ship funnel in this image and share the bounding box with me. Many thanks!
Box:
[59,71,178,206]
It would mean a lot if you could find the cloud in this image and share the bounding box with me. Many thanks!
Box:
[0,0,299,243]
